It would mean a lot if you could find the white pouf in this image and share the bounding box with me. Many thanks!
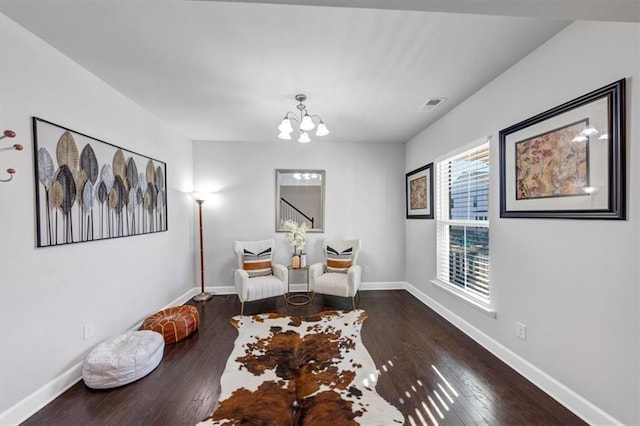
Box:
[82,330,164,389]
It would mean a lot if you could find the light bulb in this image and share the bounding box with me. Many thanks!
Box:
[315,122,330,136]
[300,113,315,131]
[298,132,311,143]
[278,131,292,140]
[278,118,293,133]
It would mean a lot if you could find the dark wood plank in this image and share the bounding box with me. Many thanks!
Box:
[21,290,585,425]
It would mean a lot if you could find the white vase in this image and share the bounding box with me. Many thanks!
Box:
[300,254,307,267]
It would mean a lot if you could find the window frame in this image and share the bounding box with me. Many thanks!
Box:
[433,138,495,316]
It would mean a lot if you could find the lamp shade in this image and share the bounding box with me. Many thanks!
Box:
[298,132,311,143]
[278,131,292,140]
[192,192,212,202]
[300,113,315,131]
[315,122,330,136]
[278,118,293,133]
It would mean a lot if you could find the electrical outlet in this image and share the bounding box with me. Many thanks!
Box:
[364,265,370,274]
[515,322,526,341]
[83,322,95,340]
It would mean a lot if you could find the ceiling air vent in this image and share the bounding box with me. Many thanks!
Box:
[417,98,446,112]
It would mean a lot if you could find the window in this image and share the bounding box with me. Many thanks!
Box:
[436,141,490,302]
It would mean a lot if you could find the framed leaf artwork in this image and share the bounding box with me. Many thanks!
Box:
[406,163,434,219]
[499,79,625,219]
[32,117,168,247]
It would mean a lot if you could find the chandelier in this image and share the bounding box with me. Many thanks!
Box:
[277,94,330,143]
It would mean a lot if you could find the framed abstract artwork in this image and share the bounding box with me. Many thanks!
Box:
[499,79,625,219]
[406,163,433,219]
[32,117,168,247]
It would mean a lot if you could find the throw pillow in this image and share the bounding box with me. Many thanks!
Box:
[243,248,273,278]
[325,246,353,273]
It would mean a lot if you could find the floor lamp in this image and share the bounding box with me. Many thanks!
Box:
[193,195,213,302]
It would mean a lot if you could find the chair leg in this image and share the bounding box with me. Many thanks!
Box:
[240,301,245,316]
[351,296,356,310]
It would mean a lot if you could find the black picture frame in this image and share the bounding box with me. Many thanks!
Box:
[406,163,434,219]
[499,79,625,219]
[33,117,168,247]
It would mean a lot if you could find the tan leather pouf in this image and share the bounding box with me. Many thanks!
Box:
[141,305,199,344]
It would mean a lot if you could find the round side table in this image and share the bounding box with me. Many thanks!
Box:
[286,265,311,306]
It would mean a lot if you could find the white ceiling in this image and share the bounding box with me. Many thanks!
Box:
[1,0,638,144]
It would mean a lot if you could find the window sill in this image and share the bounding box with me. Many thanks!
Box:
[429,279,496,318]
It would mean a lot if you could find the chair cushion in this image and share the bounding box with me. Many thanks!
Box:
[243,248,273,277]
[82,330,164,389]
[244,274,286,302]
[314,272,351,297]
[325,245,353,273]
[140,305,199,344]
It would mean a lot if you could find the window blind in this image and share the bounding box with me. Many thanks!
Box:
[436,142,490,301]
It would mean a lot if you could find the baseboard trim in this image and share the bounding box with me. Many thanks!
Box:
[0,287,198,426]
[360,281,406,291]
[0,362,83,426]
[287,283,309,292]
[206,282,407,294]
[404,282,622,426]
[204,285,235,295]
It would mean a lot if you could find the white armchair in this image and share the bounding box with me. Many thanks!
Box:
[233,239,287,315]
[309,239,362,310]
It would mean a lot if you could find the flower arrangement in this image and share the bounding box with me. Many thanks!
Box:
[284,220,307,255]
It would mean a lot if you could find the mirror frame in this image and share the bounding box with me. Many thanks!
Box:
[276,169,325,233]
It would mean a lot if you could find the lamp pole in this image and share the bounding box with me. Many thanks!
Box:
[193,198,212,302]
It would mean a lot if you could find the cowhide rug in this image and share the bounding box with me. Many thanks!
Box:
[198,309,404,425]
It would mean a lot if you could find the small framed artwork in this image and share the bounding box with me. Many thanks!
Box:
[33,117,168,247]
[406,163,434,219]
[499,79,625,219]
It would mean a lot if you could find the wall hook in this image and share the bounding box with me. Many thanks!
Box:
[0,130,23,183]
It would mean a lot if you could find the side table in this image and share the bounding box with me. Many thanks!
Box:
[286,265,311,306]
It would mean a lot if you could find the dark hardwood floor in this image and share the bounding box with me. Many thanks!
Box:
[22,290,585,425]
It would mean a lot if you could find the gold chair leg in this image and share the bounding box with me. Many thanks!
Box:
[351,296,356,310]
[240,301,245,316]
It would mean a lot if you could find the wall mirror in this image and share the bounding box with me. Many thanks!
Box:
[276,169,325,233]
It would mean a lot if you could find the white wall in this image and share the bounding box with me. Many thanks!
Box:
[405,21,639,424]
[0,15,195,413]
[193,139,405,287]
